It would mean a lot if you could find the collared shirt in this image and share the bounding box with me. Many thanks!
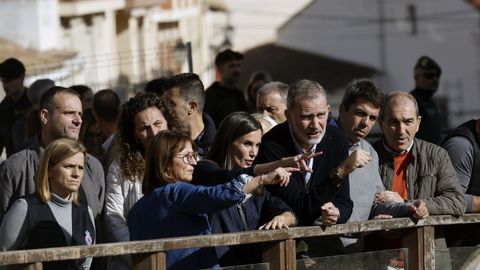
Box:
[382,139,414,156]
[288,123,322,185]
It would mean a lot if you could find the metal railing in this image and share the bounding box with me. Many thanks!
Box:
[1,214,480,270]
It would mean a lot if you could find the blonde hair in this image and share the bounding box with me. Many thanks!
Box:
[35,138,86,205]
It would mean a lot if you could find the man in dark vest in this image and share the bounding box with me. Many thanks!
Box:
[443,119,480,246]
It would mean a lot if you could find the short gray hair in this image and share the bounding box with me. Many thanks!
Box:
[257,81,289,102]
[287,79,327,110]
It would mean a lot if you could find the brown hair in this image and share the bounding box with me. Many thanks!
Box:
[118,93,179,182]
[142,130,193,194]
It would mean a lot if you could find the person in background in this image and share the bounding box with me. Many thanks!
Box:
[79,109,103,161]
[11,79,55,153]
[193,112,297,266]
[0,58,31,157]
[164,73,216,159]
[92,89,120,173]
[0,138,95,270]
[128,130,290,270]
[410,56,443,145]
[245,71,272,113]
[251,113,276,134]
[144,77,169,96]
[70,85,94,112]
[204,49,247,127]
[256,81,288,124]
[443,119,480,247]
[104,93,177,270]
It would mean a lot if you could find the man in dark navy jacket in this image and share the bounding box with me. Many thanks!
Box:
[255,79,353,227]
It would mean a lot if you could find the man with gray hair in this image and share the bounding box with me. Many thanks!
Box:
[256,81,288,124]
[256,79,353,228]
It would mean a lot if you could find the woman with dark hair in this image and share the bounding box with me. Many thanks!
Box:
[128,130,290,270]
[193,111,304,266]
[0,138,95,270]
[104,93,178,269]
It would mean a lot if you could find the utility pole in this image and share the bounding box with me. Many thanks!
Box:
[378,0,386,73]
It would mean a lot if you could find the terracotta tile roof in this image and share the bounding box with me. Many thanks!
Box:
[0,38,77,76]
[238,43,377,92]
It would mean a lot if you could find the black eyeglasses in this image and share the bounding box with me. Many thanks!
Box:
[177,152,198,164]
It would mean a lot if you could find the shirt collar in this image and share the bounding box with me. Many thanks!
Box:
[382,137,414,156]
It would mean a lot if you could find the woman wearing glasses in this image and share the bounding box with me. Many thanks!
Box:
[128,130,290,270]
[104,93,178,269]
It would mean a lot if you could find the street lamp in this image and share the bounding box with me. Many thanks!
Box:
[173,40,192,73]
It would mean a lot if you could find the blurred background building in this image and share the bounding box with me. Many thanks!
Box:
[0,0,478,127]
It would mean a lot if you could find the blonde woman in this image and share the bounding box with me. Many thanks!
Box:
[0,138,95,270]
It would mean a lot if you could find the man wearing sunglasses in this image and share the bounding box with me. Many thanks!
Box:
[411,55,443,145]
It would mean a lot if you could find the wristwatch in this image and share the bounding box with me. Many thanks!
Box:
[329,168,344,187]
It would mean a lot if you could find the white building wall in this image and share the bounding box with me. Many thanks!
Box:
[278,0,480,127]
[0,0,59,51]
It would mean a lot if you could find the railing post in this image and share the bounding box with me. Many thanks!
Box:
[262,240,294,270]
[285,239,296,270]
[403,225,435,270]
[422,226,435,270]
[132,252,166,270]
[404,227,424,270]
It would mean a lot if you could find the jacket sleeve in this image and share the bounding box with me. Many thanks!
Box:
[423,150,466,216]
[443,136,475,212]
[0,198,29,251]
[370,202,412,218]
[104,162,130,242]
[85,155,105,219]
[192,160,255,186]
[0,161,13,224]
[168,181,245,215]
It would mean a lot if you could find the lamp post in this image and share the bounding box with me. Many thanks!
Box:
[173,40,193,73]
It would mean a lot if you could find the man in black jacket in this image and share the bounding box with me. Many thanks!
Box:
[204,49,247,127]
[255,79,353,226]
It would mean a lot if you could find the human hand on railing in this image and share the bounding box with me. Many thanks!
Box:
[338,149,372,175]
[320,202,340,226]
[260,167,298,187]
[259,215,290,230]
[409,199,429,219]
[374,191,404,204]
[280,151,322,173]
